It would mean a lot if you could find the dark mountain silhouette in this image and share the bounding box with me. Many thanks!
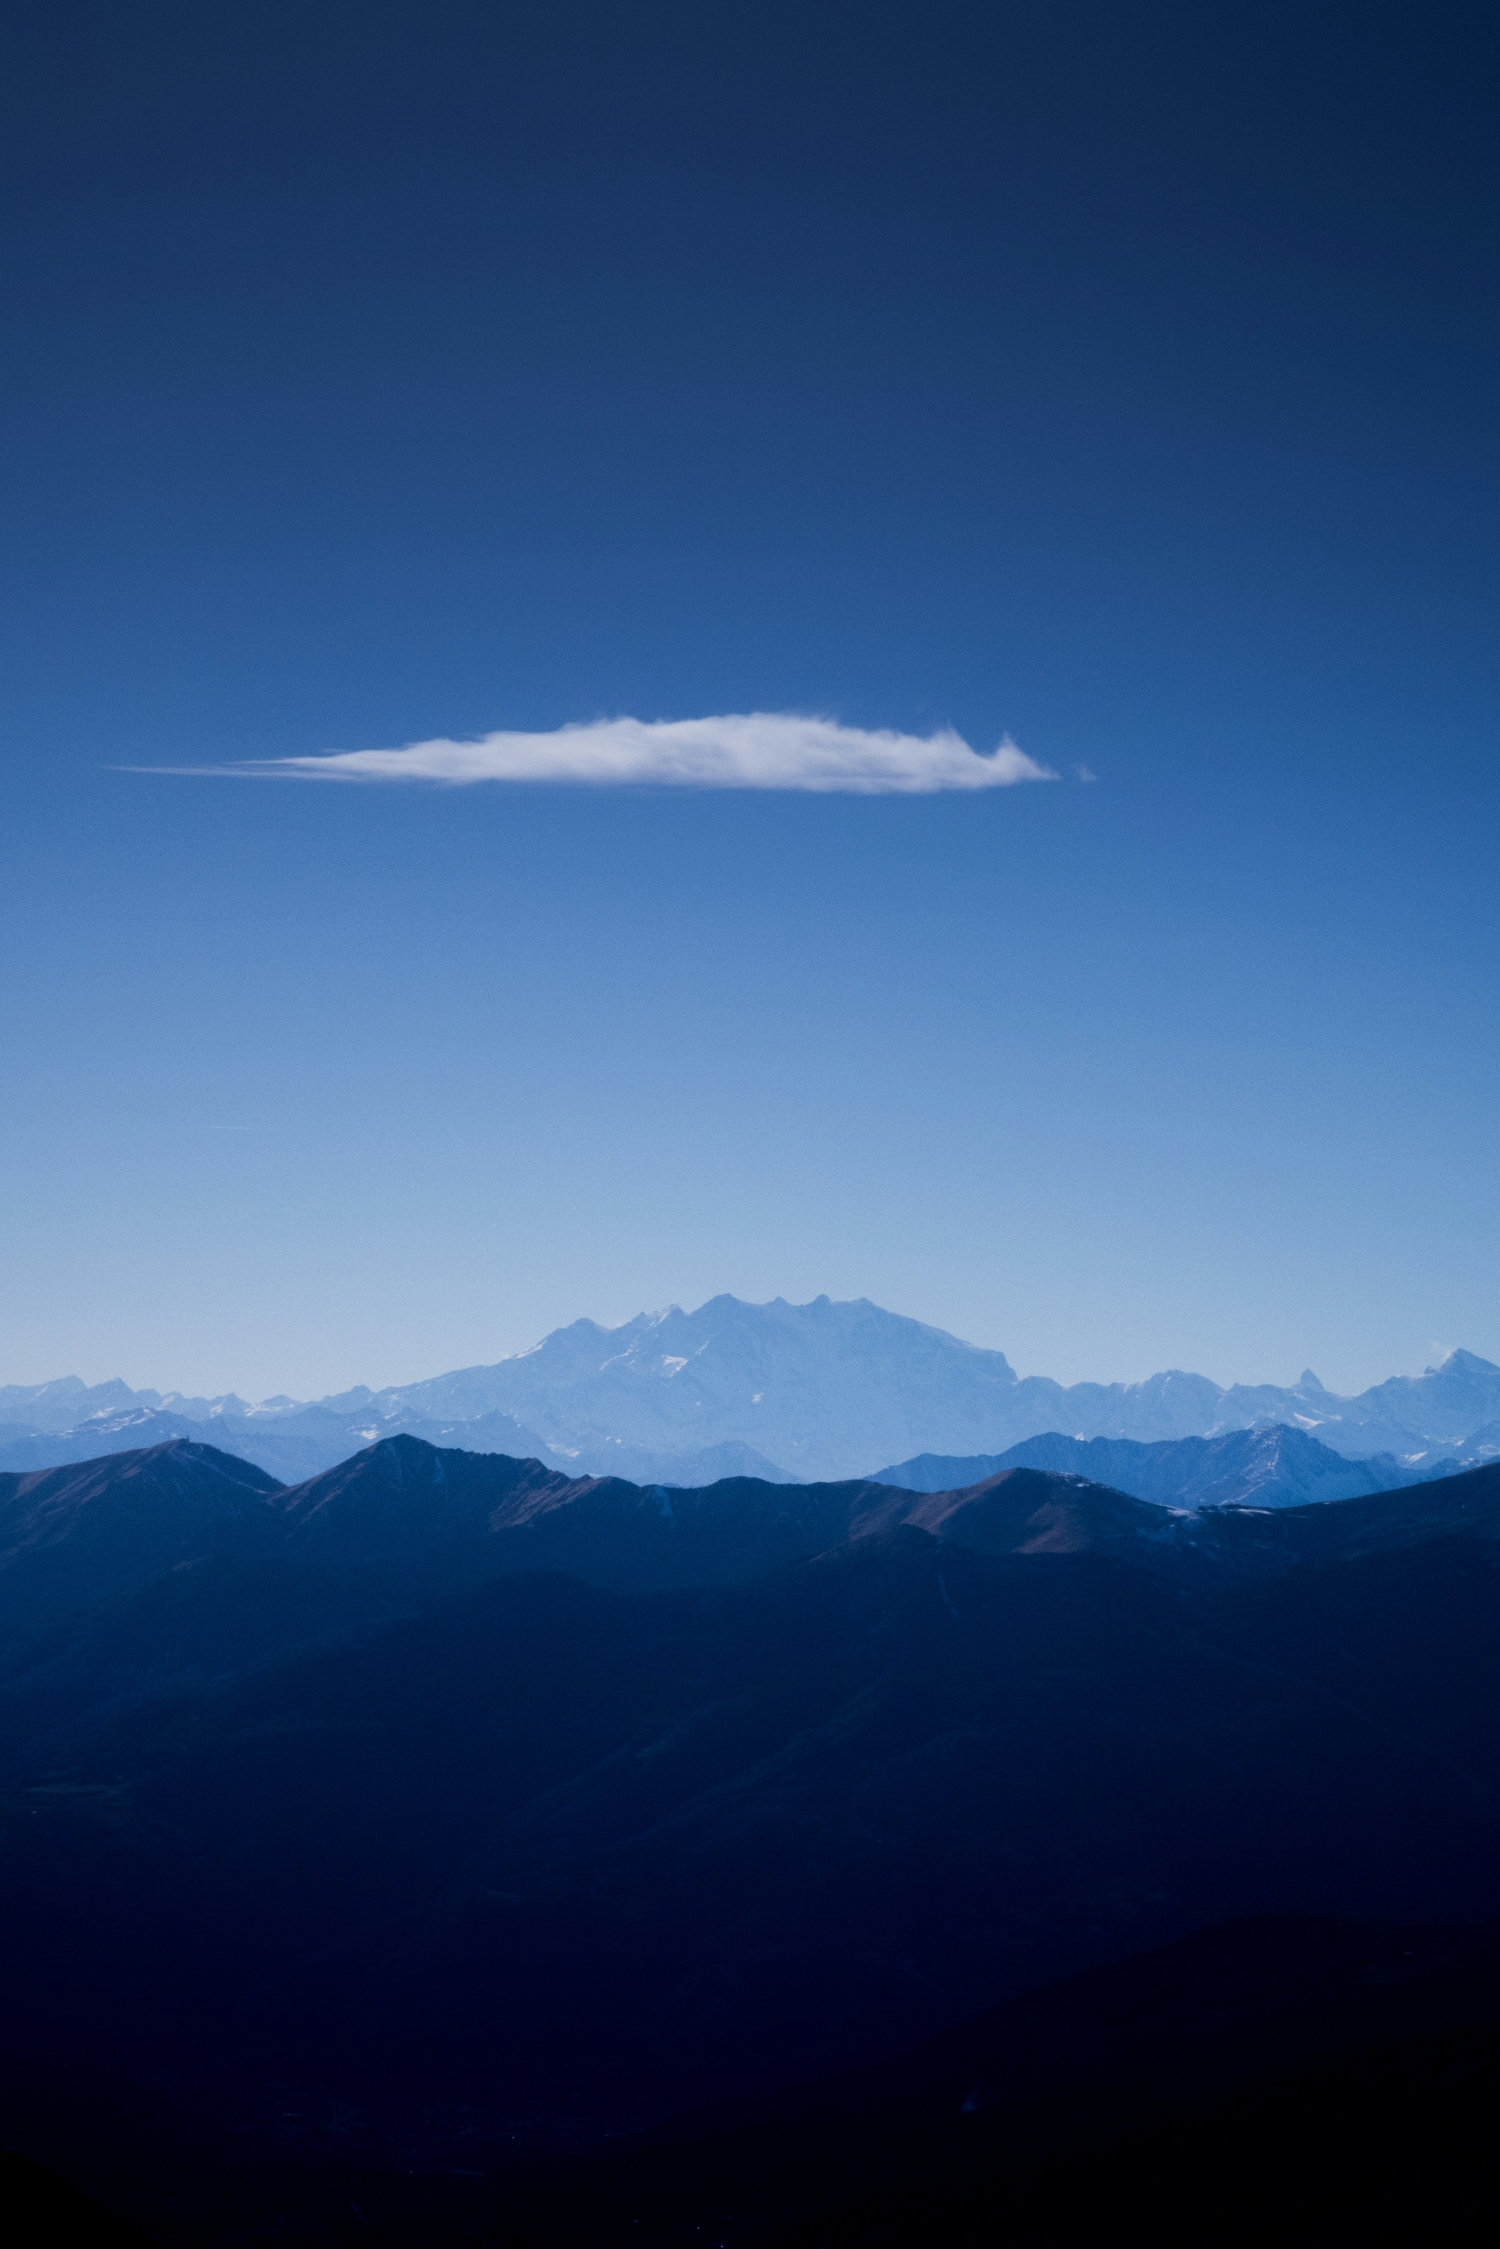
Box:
[0,1441,284,1640]
[6,1466,1500,2095]
[849,1464,1177,1558]
[1175,1455,1500,1569]
[5,1434,1500,2239]
[0,1433,1170,1633]
[6,1432,1500,1652]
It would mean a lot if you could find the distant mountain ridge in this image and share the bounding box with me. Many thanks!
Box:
[874,1424,1431,1511]
[5,1296,1500,1483]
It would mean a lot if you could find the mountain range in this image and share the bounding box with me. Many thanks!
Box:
[5,1294,1500,1484]
[4,1430,1500,2241]
[14,1433,1500,1641]
[873,1422,1433,1509]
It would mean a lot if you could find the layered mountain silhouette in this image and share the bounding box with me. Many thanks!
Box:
[12,1432,1500,1645]
[7,1297,1500,1483]
[5,1430,1500,2237]
[0,1396,562,1485]
[2,1436,1164,1640]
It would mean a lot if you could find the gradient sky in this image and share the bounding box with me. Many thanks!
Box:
[3,1,1497,1400]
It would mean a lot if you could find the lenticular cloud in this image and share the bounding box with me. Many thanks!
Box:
[188,715,1054,794]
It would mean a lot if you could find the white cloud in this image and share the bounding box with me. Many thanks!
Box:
[158,713,1055,794]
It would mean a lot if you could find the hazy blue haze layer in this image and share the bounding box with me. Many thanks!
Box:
[4,1296,1499,1485]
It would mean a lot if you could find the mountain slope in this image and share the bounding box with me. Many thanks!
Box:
[4,1441,1500,2231]
[455,1916,1500,2248]
[0,1434,1162,1634]
[8,1435,1500,1655]
[875,1424,1423,1508]
[0,1442,285,1639]
[6,1513,1500,2130]
[1178,1456,1500,1570]
[13,1913,1500,2244]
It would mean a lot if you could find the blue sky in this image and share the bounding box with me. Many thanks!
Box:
[2,2,1497,1398]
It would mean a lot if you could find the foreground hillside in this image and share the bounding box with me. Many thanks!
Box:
[8,1913,1499,2245]
[3,1436,1500,2238]
[366,1915,1500,2245]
